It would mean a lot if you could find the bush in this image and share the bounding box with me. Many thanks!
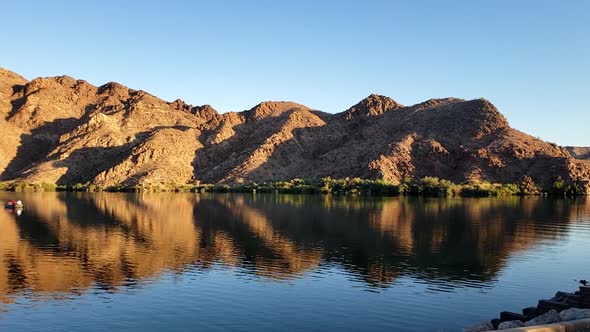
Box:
[70,183,86,192]
[87,184,104,192]
[41,183,58,192]
[460,180,522,197]
[548,177,586,197]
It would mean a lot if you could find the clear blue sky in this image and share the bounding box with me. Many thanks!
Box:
[1,0,588,145]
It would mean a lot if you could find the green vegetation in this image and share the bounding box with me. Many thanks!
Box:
[0,176,586,197]
[460,180,520,197]
[549,176,587,197]
[0,182,94,192]
[0,182,68,192]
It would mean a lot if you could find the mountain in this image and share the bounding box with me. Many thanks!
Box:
[1,68,589,191]
[567,147,590,159]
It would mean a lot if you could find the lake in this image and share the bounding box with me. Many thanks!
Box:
[0,192,589,331]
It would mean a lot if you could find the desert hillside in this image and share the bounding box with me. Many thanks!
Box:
[1,68,589,191]
[567,147,590,159]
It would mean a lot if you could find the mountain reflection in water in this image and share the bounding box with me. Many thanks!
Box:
[0,193,588,305]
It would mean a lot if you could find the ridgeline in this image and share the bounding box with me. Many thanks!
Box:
[1,68,589,194]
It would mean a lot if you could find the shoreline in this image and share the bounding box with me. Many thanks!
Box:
[465,285,590,331]
[0,177,587,197]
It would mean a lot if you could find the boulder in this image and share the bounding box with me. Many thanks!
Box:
[559,307,590,321]
[524,309,559,326]
[491,319,501,329]
[522,306,539,320]
[501,311,526,322]
[498,320,524,329]
[463,321,493,332]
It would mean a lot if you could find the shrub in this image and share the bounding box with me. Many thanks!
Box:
[41,183,58,192]
[519,176,541,195]
[548,177,586,197]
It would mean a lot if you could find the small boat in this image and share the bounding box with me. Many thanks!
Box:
[4,200,23,210]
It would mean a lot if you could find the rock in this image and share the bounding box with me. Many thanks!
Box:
[463,321,494,332]
[491,319,501,329]
[522,306,539,320]
[537,299,571,311]
[501,311,526,322]
[498,320,524,329]
[559,307,590,321]
[524,309,559,326]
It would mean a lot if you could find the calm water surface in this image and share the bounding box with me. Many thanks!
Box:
[0,193,589,331]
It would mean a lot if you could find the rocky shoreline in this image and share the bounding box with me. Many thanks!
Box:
[465,285,590,331]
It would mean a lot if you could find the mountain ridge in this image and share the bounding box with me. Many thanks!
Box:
[1,68,589,192]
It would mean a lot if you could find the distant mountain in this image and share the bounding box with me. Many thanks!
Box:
[566,147,590,170]
[1,67,589,191]
[566,146,590,160]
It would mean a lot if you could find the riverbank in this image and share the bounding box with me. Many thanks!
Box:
[0,176,587,197]
[465,285,590,331]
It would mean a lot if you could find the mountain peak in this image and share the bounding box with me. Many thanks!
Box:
[0,68,28,100]
[0,67,27,83]
[169,99,191,112]
[97,81,129,94]
[464,98,509,127]
[342,94,403,120]
[192,104,219,121]
[246,101,310,120]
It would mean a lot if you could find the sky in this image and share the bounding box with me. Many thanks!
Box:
[1,0,589,145]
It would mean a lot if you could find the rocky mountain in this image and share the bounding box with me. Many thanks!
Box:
[1,68,589,191]
[567,147,590,160]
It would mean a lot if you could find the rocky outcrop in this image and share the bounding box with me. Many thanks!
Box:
[1,67,589,189]
[559,308,590,321]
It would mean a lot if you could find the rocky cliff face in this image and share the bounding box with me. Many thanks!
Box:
[1,68,588,190]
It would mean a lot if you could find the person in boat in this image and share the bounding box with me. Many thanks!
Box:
[4,200,23,209]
